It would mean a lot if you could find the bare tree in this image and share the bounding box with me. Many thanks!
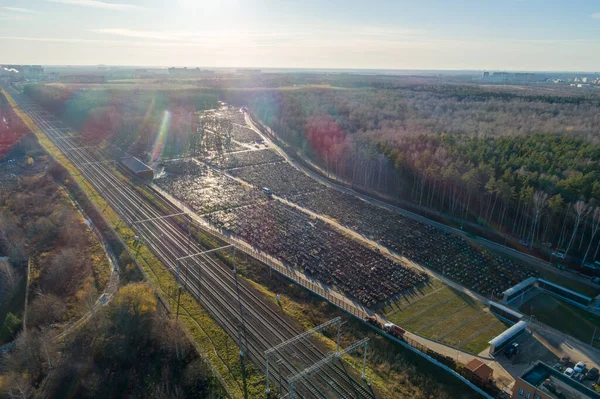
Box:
[582,207,600,265]
[376,153,387,192]
[4,372,34,399]
[27,293,66,328]
[529,191,549,249]
[0,259,17,298]
[565,200,590,256]
[40,248,81,296]
[154,319,192,362]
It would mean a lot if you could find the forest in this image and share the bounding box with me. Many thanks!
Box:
[22,81,600,267]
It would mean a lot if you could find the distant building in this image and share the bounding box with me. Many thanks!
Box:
[0,65,44,81]
[168,67,214,78]
[61,75,106,83]
[23,65,44,80]
[484,72,545,83]
[512,361,600,399]
[133,69,149,78]
[237,68,261,75]
[45,72,59,81]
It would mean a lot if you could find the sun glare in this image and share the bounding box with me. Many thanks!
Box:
[151,109,171,165]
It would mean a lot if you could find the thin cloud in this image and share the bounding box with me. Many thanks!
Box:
[90,27,430,44]
[2,7,37,14]
[91,28,186,41]
[592,13,600,19]
[0,35,212,47]
[46,0,142,11]
[0,11,32,20]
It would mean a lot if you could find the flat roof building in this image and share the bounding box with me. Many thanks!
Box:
[119,155,154,180]
[512,361,600,399]
[489,320,528,355]
[489,301,524,324]
[503,277,538,304]
[465,359,494,385]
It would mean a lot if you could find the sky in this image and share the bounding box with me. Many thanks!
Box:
[1,0,600,71]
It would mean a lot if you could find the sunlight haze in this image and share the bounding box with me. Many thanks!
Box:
[1,0,600,70]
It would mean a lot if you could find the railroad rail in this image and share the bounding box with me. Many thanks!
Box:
[5,87,374,399]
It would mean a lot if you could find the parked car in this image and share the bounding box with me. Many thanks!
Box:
[553,363,563,371]
[564,368,575,377]
[552,251,566,259]
[574,361,586,374]
[519,240,529,246]
[560,355,571,365]
[506,342,520,358]
[586,367,599,380]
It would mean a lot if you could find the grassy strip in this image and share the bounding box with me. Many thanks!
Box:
[83,236,112,291]
[2,89,257,399]
[538,269,598,298]
[421,306,483,338]
[460,321,507,355]
[386,282,507,355]
[519,293,600,350]
[383,279,445,315]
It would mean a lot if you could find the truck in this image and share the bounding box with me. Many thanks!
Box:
[383,323,405,339]
[365,315,381,328]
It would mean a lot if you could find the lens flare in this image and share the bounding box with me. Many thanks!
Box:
[151,110,171,164]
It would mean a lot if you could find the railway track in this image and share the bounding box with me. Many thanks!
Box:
[4,86,375,399]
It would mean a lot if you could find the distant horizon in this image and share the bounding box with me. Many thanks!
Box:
[3,64,600,75]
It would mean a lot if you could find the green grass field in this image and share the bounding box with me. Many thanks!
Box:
[383,280,508,354]
[537,269,599,298]
[519,293,600,350]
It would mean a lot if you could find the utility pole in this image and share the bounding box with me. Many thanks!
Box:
[229,246,248,399]
[520,291,525,307]
[175,259,182,320]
